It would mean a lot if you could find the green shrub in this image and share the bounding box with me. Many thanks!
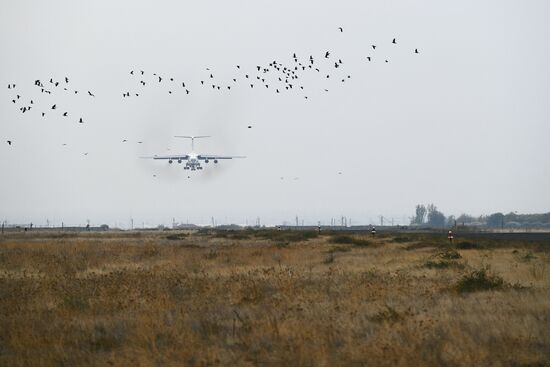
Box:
[330,235,370,247]
[254,230,318,243]
[166,233,187,240]
[456,241,483,250]
[436,249,462,260]
[393,236,413,243]
[456,268,505,293]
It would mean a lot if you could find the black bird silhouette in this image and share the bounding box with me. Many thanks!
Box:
[233,78,236,82]
[186,89,189,94]
[51,104,56,110]
[182,82,186,87]
[63,112,68,117]
[130,71,134,75]
[372,45,376,49]
[201,81,204,84]
[237,65,240,69]
[367,56,371,61]
[392,38,396,44]
[414,48,419,54]
[256,66,261,71]
[42,112,45,117]
[55,82,59,87]
[247,125,252,129]
[140,70,144,75]
[79,118,83,123]
[65,77,69,83]
[122,139,127,142]
[12,100,15,103]
[159,76,162,82]
[385,60,389,63]
[7,140,12,145]
[334,62,339,68]
[250,84,254,88]
[88,91,95,97]
[210,74,213,78]
[338,27,343,32]
[325,51,330,58]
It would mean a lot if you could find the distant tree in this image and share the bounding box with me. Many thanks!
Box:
[427,204,446,228]
[487,213,504,228]
[411,204,427,225]
[456,214,476,224]
[446,215,456,228]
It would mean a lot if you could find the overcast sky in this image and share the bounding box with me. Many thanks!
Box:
[1,0,549,227]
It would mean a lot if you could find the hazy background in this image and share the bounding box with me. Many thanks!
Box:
[1,0,549,227]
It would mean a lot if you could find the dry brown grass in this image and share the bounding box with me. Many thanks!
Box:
[0,231,549,366]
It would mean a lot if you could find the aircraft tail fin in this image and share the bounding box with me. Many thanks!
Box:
[174,135,211,150]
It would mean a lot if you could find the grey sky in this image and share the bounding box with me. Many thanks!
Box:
[1,0,549,227]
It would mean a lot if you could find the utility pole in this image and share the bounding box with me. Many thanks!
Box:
[130,218,134,230]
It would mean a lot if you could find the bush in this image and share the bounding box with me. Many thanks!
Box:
[456,241,483,250]
[455,268,505,293]
[329,235,370,247]
[393,236,413,243]
[166,233,187,240]
[326,246,352,254]
[425,260,464,270]
[436,249,462,260]
[254,230,318,243]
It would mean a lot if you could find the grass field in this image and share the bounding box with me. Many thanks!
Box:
[0,230,549,366]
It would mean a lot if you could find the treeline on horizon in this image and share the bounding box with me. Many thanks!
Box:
[410,204,550,229]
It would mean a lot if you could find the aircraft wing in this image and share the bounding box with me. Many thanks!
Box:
[140,154,190,160]
[197,154,246,160]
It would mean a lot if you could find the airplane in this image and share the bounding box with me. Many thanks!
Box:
[141,136,245,171]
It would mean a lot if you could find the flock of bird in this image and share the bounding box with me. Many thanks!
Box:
[120,35,418,102]
[5,28,421,178]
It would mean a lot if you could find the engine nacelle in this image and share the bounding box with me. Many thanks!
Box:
[205,159,209,163]
[214,159,218,163]
[178,159,182,163]
[168,160,173,164]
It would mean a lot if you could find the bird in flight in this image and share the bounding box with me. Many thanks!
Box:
[367,56,371,61]
[51,104,56,110]
[63,112,68,117]
[372,45,376,50]
[414,48,419,54]
[325,51,330,58]
[392,38,397,44]
[338,27,343,32]
[6,140,12,146]
[79,118,83,123]
[247,125,252,129]
[88,91,95,97]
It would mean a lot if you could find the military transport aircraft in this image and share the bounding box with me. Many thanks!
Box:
[141,136,245,171]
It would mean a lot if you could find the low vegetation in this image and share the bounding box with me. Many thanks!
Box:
[0,230,548,366]
[455,267,506,293]
[329,234,371,247]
